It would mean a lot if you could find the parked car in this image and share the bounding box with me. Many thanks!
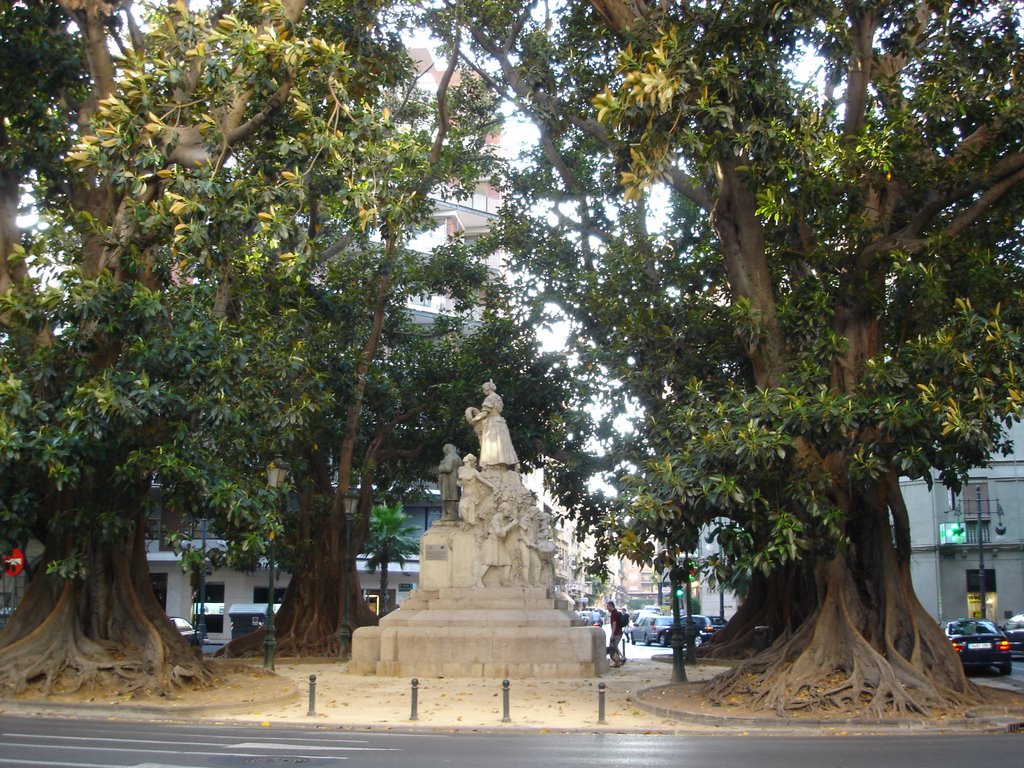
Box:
[629,615,653,644]
[636,615,677,646]
[170,616,203,647]
[1002,613,1024,657]
[943,618,1012,675]
[631,614,719,647]
[577,610,602,627]
[670,615,725,646]
[625,609,661,642]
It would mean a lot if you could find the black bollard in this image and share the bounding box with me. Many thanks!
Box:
[307,674,317,716]
[598,681,606,724]
[501,679,511,723]
[410,678,419,721]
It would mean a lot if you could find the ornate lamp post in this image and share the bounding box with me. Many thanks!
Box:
[338,490,359,662]
[683,556,698,664]
[265,458,288,671]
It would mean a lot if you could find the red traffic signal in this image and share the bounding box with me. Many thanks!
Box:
[3,548,25,577]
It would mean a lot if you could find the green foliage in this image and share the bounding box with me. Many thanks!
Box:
[0,1,577,604]
[439,0,1024,588]
[361,502,420,573]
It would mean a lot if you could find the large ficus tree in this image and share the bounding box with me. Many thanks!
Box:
[436,0,1024,716]
[0,0,460,694]
[1,0,580,694]
[0,0,365,694]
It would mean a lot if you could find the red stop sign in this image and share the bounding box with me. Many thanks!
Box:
[3,548,25,577]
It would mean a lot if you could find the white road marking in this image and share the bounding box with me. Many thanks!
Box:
[230,742,398,751]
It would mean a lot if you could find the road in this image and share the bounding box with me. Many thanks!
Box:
[0,715,1021,768]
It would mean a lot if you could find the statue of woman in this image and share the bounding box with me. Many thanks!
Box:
[457,453,493,524]
[465,380,519,469]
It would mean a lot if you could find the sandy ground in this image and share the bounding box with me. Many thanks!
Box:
[237,655,719,731]
[0,654,722,732]
[4,653,1022,734]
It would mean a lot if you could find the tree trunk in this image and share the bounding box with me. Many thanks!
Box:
[217,464,375,659]
[703,472,976,717]
[700,562,817,659]
[0,507,209,696]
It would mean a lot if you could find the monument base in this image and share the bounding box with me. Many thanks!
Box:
[350,586,608,678]
[351,436,605,678]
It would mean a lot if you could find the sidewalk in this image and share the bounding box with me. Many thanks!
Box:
[4,655,1021,735]
[252,655,711,732]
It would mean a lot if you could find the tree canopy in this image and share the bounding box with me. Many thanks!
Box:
[428,0,1024,716]
[0,0,578,692]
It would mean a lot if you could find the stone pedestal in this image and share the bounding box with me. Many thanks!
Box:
[350,585,607,677]
[351,524,607,677]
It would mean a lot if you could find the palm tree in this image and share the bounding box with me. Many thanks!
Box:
[362,503,420,615]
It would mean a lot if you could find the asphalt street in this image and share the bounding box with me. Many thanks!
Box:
[0,714,1022,768]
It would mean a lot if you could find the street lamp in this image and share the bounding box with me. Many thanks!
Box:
[338,489,359,662]
[264,457,288,671]
[948,485,1005,620]
[683,556,698,665]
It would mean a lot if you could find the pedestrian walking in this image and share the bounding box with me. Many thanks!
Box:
[606,601,625,667]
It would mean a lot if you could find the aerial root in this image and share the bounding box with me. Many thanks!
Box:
[700,638,962,720]
[0,631,211,699]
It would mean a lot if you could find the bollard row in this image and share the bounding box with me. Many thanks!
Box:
[306,676,609,725]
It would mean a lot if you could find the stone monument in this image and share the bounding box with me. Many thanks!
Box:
[351,381,607,677]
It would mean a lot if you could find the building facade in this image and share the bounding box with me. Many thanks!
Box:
[905,421,1024,623]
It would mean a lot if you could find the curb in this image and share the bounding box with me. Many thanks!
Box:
[0,680,301,720]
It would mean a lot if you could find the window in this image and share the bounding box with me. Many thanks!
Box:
[253,585,286,605]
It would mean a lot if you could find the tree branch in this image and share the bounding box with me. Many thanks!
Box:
[587,0,651,35]
[224,75,296,146]
[860,153,1024,261]
[430,27,461,164]
[58,0,118,113]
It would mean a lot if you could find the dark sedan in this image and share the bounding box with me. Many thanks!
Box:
[943,618,1012,675]
[1002,613,1024,657]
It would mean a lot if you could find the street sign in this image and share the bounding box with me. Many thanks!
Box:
[3,548,25,577]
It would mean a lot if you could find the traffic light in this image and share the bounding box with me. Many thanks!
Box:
[674,584,685,599]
